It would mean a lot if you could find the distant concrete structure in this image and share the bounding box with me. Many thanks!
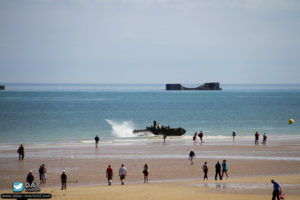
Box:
[166,83,222,90]
[0,85,5,90]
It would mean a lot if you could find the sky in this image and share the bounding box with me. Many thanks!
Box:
[0,0,300,84]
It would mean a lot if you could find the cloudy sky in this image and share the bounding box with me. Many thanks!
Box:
[0,0,299,84]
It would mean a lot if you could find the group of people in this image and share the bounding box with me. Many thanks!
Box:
[255,131,268,145]
[192,131,204,143]
[189,150,228,181]
[105,163,149,186]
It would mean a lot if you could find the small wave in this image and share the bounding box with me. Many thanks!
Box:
[106,119,136,138]
[80,140,94,144]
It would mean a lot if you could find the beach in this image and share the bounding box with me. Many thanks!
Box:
[1,136,300,199]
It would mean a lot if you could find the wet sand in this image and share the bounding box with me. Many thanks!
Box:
[0,137,300,199]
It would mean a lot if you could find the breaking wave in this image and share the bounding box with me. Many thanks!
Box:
[105,119,136,137]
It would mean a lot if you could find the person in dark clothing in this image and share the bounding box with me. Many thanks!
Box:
[26,171,34,185]
[232,130,236,141]
[189,150,195,165]
[255,131,259,145]
[198,131,204,143]
[215,161,222,180]
[61,170,67,190]
[153,120,157,127]
[202,162,208,180]
[18,144,24,160]
[95,135,99,148]
[271,179,281,200]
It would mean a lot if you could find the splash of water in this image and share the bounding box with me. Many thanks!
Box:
[105,119,136,137]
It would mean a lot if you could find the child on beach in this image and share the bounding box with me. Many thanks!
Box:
[119,164,127,185]
[202,162,208,180]
[143,163,149,183]
[106,165,113,185]
[271,179,282,200]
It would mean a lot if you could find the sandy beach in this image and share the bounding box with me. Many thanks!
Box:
[1,136,300,199]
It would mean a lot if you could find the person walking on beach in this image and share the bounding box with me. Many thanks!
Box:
[271,179,281,200]
[202,162,208,180]
[232,130,236,141]
[189,149,195,165]
[106,165,113,185]
[143,163,149,183]
[193,132,197,143]
[17,144,24,160]
[39,165,46,184]
[222,160,228,179]
[255,131,260,145]
[26,170,34,185]
[262,133,267,145]
[215,161,222,180]
[119,164,127,185]
[198,131,204,143]
[61,170,67,190]
[95,135,99,148]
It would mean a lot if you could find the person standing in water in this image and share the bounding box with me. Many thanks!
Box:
[193,132,197,143]
[106,165,113,185]
[232,130,236,141]
[94,135,100,148]
[198,131,204,143]
[119,164,127,185]
[189,150,195,165]
[215,161,222,180]
[17,144,24,160]
[143,163,149,183]
[262,133,267,145]
[202,161,208,180]
[61,170,67,190]
[255,131,259,145]
[222,160,228,179]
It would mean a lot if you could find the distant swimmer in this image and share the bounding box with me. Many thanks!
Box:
[17,144,24,160]
[95,135,100,148]
[262,133,267,145]
[202,161,208,181]
[222,160,228,179]
[255,131,259,145]
[198,131,204,143]
[143,163,149,183]
[26,170,34,185]
[106,165,113,185]
[61,170,67,190]
[119,164,127,185]
[271,179,282,200]
[193,132,197,143]
[215,161,222,180]
[232,130,236,141]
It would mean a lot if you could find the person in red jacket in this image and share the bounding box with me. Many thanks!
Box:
[106,165,113,185]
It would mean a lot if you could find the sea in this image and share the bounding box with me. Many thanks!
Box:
[0,83,299,146]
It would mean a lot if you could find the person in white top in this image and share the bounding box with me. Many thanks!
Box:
[119,164,127,185]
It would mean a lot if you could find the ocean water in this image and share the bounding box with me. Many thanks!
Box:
[0,84,299,145]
